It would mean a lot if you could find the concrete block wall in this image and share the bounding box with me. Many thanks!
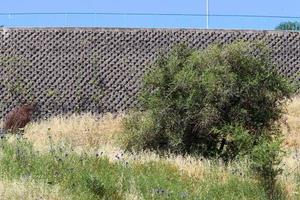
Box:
[0,28,299,118]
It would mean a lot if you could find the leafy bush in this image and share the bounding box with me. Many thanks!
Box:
[122,41,293,161]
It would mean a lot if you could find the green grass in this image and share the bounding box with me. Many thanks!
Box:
[0,136,277,200]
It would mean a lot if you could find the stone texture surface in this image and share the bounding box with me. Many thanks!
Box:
[0,28,299,118]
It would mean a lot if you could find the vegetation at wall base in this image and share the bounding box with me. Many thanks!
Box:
[0,101,299,199]
[0,136,274,200]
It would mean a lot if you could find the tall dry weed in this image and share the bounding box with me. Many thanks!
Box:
[282,96,300,148]
[23,113,123,151]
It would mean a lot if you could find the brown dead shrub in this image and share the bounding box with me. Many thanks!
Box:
[3,103,36,133]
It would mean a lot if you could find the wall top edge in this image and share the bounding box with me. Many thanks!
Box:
[0,27,299,34]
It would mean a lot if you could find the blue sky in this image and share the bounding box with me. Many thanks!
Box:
[0,0,300,30]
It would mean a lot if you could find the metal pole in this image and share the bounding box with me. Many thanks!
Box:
[206,0,209,29]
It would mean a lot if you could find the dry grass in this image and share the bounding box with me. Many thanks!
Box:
[279,159,300,199]
[282,96,300,148]
[0,179,69,200]
[278,96,300,199]
[24,113,123,151]
[22,97,300,151]
[21,96,300,156]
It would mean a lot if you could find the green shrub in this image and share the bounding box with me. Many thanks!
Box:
[250,133,285,200]
[85,175,106,198]
[122,41,293,160]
